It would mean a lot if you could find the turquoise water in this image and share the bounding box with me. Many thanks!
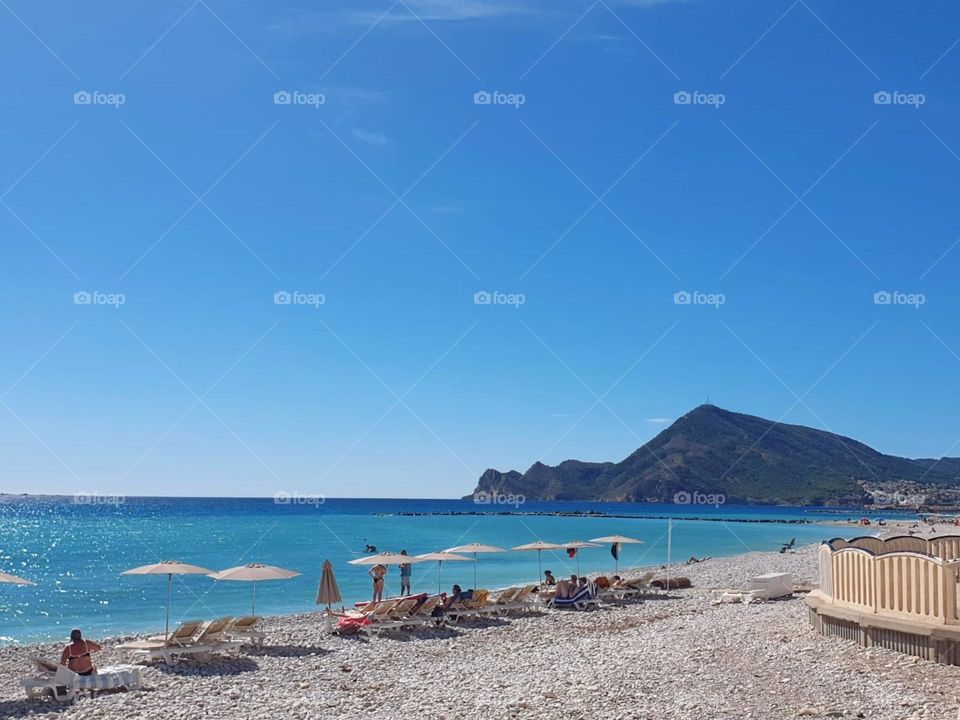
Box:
[0,496,910,643]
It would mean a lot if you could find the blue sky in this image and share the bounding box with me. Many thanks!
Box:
[1,0,960,498]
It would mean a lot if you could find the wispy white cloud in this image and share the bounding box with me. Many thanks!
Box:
[268,0,683,36]
[645,417,673,424]
[352,128,390,146]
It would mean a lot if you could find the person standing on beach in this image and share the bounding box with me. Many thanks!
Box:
[60,629,101,676]
[369,563,387,601]
[399,549,412,596]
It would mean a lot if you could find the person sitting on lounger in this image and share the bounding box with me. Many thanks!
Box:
[543,570,556,586]
[443,584,472,609]
[555,575,578,600]
[60,629,101,676]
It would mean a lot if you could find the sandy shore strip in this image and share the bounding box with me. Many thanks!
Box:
[2,541,959,720]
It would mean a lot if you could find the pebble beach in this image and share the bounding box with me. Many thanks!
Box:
[3,531,959,720]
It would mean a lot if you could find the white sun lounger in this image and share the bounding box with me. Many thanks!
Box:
[119,617,243,664]
[225,616,266,647]
[21,663,143,703]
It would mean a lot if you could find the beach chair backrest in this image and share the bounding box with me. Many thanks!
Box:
[520,584,537,598]
[31,657,59,675]
[416,596,441,615]
[390,598,416,617]
[231,616,259,630]
[168,620,204,645]
[632,571,655,587]
[372,599,399,618]
[468,589,489,608]
[195,617,233,643]
[495,587,520,604]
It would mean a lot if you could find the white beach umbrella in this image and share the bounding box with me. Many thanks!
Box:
[561,540,602,576]
[316,560,341,631]
[415,552,473,594]
[121,560,214,641]
[348,553,425,599]
[209,563,300,615]
[590,535,645,574]
[444,543,506,589]
[512,541,564,585]
[0,571,35,585]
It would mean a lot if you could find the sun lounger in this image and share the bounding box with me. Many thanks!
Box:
[445,589,490,623]
[118,619,204,653]
[712,573,793,605]
[488,585,538,615]
[225,616,265,647]
[602,571,656,600]
[356,598,408,635]
[401,595,444,626]
[548,584,599,610]
[21,663,143,703]
[119,617,243,664]
[485,587,520,615]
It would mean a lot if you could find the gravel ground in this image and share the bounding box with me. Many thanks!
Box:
[2,540,958,720]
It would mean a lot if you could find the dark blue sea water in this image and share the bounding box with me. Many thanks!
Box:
[0,496,914,643]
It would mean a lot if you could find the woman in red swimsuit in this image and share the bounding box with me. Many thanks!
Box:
[60,629,102,676]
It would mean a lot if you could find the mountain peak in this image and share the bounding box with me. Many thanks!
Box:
[470,405,960,505]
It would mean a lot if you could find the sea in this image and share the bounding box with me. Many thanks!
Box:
[0,495,918,644]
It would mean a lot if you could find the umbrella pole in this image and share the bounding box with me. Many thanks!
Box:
[252,579,257,616]
[473,553,477,590]
[438,561,442,595]
[576,554,580,577]
[537,550,542,586]
[165,573,172,642]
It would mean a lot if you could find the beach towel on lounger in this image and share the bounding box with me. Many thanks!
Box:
[551,585,594,608]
